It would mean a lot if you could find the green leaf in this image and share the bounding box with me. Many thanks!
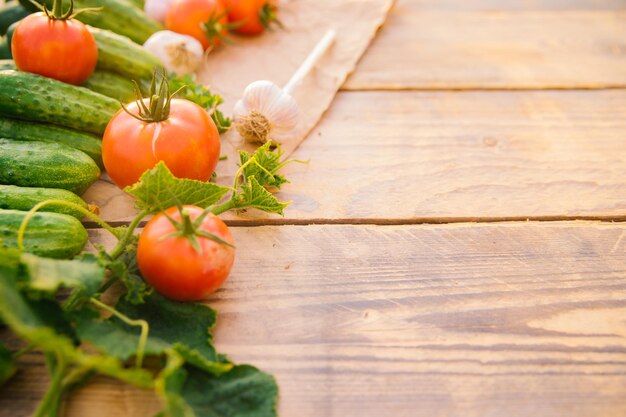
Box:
[125,162,229,214]
[233,176,290,215]
[21,253,105,296]
[180,365,278,417]
[0,341,16,386]
[0,260,152,390]
[169,74,232,134]
[156,351,196,417]
[77,293,231,375]
[239,143,289,189]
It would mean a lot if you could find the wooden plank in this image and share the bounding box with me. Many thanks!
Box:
[2,222,626,417]
[410,0,626,11]
[83,89,626,223]
[344,2,626,89]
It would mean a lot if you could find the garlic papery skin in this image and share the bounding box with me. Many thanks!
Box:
[144,0,172,24]
[232,80,299,144]
[143,31,204,75]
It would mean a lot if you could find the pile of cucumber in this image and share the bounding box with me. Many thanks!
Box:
[0,0,162,259]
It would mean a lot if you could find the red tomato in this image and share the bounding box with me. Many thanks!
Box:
[166,0,228,49]
[137,205,235,301]
[222,0,279,36]
[102,98,221,189]
[11,13,97,85]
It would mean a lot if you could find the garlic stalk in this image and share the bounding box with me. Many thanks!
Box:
[233,29,337,144]
[143,31,204,75]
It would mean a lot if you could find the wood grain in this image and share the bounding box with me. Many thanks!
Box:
[83,89,626,223]
[409,0,626,11]
[2,222,626,417]
[344,1,626,90]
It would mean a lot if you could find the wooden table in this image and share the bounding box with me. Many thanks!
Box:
[3,0,626,416]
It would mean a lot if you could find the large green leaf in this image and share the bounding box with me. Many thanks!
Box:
[125,162,229,214]
[21,253,105,296]
[157,358,278,417]
[77,293,231,375]
[181,365,278,417]
[0,258,152,389]
[0,341,15,386]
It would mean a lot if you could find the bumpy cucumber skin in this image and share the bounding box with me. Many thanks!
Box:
[0,209,87,259]
[0,59,136,106]
[0,185,88,218]
[0,37,10,60]
[83,70,137,103]
[89,27,161,81]
[0,139,101,195]
[0,116,103,167]
[0,70,119,134]
[0,3,30,36]
[28,0,161,44]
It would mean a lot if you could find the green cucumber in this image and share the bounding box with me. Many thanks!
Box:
[0,209,87,259]
[123,0,144,8]
[4,20,17,55]
[0,139,100,195]
[0,70,119,134]
[83,69,136,102]
[0,36,10,59]
[0,59,137,104]
[22,0,161,44]
[0,3,29,36]
[0,185,88,218]
[0,116,103,168]
[89,26,161,81]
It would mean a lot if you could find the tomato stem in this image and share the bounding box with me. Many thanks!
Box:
[121,71,184,124]
[259,2,283,31]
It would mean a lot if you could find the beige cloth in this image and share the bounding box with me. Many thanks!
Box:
[198,0,395,176]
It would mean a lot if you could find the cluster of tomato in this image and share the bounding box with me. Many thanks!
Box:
[165,0,280,49]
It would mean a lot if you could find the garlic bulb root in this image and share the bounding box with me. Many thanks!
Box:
[236,111,272,144]
[233,80,299,145]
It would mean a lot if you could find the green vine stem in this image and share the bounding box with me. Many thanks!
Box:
[109,209,150,260]
[90,298,149,368]
[209,199,236,216]
[32,352,67,417]
[17,200,122,252]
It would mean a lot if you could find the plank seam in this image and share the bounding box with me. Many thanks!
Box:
[340,85,626,92]
[84,215,626,229]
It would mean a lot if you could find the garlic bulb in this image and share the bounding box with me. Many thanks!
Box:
[233,80,299,144]
[232,30,336,145]
[144,0,172,24]
[143,31,204,75]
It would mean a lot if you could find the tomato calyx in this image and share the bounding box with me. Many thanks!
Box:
[202,9,240,46]
[27,0,101,21]
[259,2,283,31]
[161,207,235,254]
[121,71,185,123]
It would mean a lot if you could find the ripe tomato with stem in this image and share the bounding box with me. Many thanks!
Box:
[222,0,282,36]
[137,205,235,301]
[165,0,231,49]
[102,73,221,189]
[11,0,98,85]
